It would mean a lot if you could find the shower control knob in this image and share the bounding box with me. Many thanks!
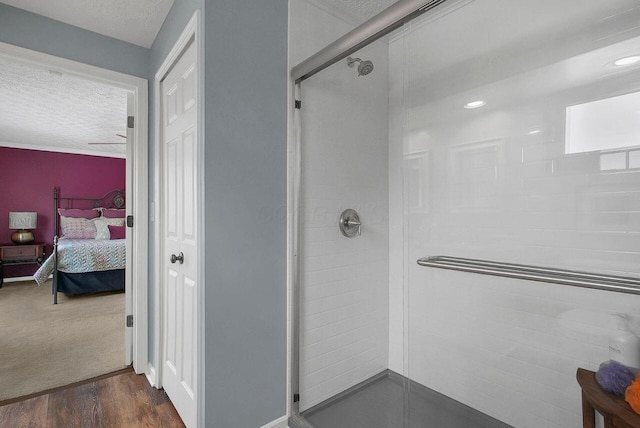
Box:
[346,219,362,236]
[339,209,361,238]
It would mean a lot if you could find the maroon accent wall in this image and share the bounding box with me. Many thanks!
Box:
[0,147,125,278]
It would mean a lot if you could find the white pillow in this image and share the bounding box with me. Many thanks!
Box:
[94,218,126,240]
[60,216,97,239]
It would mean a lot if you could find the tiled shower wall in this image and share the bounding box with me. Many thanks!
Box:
[291,0,390,411]
[389,1,640,427]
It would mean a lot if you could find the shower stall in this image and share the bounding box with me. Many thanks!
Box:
[289,0,640,427]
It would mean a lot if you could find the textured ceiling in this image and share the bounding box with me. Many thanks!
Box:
[0,0,174,48]
[312,0,398,24]
[0,56,128,157]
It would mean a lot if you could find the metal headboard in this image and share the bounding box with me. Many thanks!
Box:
[53,187,125,238]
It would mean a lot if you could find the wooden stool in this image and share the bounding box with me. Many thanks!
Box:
[576,368,640,428]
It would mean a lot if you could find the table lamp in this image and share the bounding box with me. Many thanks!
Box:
[9,212,37,244]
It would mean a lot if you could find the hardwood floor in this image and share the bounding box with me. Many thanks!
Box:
[0,369,185,428]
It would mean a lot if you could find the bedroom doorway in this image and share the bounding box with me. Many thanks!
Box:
[0,41,149,399]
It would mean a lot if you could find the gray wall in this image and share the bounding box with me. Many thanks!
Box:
[203,1,288,426]
[0,3,149,79]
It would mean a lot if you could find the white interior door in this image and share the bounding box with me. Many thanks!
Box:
[161,39,199,428]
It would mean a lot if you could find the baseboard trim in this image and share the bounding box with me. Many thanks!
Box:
[3,275,53,284]
[3,276,35,283]
[288,414,313,428]
[145,363,157,388]
[261,415,289,428]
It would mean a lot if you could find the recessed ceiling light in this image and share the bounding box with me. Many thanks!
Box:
[614,55,640,67]
[464,100,486,109]
[528,129,541,135]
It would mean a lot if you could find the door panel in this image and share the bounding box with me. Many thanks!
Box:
[167,139,179,238]
[182,127,197,240]
[182,275,196,396]
[165,268,178,372]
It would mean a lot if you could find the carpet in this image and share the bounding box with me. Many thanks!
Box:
[0,279,126,402]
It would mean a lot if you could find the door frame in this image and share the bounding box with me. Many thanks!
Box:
[152,9,203,427]
[0,41,149,373]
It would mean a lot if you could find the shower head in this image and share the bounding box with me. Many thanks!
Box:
[358,60,374,76]
[347,57,374,77]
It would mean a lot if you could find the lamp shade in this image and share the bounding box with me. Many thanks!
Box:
[9,212,37,230]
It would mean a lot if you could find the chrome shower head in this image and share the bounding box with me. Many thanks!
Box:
[347,57,374,77]
[357,60,374,76]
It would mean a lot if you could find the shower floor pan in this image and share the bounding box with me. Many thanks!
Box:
[291,370,512,428]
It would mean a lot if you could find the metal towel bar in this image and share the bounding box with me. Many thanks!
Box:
[417,256,640,295]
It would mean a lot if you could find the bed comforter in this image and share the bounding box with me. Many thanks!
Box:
[34,238,126,285]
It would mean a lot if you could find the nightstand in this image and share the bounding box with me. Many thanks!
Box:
[0,243,45,288]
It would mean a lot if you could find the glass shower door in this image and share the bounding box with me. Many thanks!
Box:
[294,37,400,427]
[398,1,640,427]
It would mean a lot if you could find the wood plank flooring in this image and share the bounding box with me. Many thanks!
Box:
[0,369,185,428]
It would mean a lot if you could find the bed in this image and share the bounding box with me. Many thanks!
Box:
[34,187,127,304]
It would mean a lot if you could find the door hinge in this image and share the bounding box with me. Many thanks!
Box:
[126,314,133,327]
[294,100,302,109]
[127,116,135,129]
[127,215,134,228]
[293,393,300,403]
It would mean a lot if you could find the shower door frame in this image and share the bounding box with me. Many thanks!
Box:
[288,1,451,425]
